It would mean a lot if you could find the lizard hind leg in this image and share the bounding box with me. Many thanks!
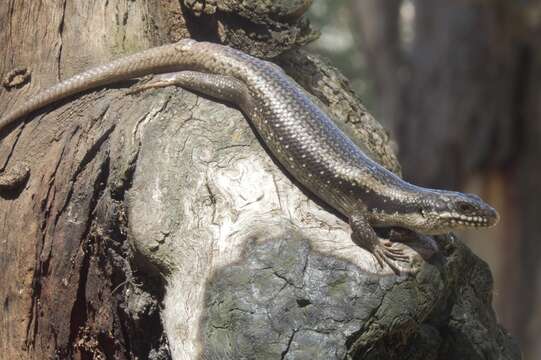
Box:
[350,214,410,274]
[127,71,250,106]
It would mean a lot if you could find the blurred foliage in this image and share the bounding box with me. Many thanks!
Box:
[307,0,376,109]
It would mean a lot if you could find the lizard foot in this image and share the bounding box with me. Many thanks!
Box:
[126,75,178,95]
[372,239,410,274]
[350,214,410,274]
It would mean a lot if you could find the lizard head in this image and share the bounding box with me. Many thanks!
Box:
[409,191,499,234]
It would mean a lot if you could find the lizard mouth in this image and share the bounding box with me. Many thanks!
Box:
[443,214,496,227]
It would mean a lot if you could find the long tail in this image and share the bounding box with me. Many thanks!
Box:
[0,40,196,134]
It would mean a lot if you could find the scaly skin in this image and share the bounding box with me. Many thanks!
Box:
[0,39,499,272]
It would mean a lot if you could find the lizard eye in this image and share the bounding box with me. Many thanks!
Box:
[457,202,476,213]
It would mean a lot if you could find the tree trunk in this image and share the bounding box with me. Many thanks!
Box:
[0,0,520,359]
[353,0,540,358]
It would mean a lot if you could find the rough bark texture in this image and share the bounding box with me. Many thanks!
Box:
[0,0,520,359]
[353,1,539,358]
[201,235,519,360]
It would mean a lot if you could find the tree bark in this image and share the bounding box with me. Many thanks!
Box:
[0,0,520,359]
[353,0,540,358]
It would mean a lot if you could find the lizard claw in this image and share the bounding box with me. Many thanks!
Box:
[126,77,163,95]
[349,215,410,274]
[373,240,410,274]
[126,74,183,95]
[381,240,404,255]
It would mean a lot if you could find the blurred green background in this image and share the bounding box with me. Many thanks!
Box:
[307,1,541,359]
[309,0,374,108]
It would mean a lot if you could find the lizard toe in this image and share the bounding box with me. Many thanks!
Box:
[383,244,405,256]
[373,249,386,269]
[384,249,410,262]
[374,247,402,274]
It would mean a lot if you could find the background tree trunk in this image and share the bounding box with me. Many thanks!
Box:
[353,0,541,358]
[0,1,180,357]
[0,0,521,359]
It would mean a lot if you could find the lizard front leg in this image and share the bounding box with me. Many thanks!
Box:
[350,214,409,273]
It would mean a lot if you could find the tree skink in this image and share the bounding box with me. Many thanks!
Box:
[0,39,499,272]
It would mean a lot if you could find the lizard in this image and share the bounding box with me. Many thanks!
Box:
[0,39,499,272]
